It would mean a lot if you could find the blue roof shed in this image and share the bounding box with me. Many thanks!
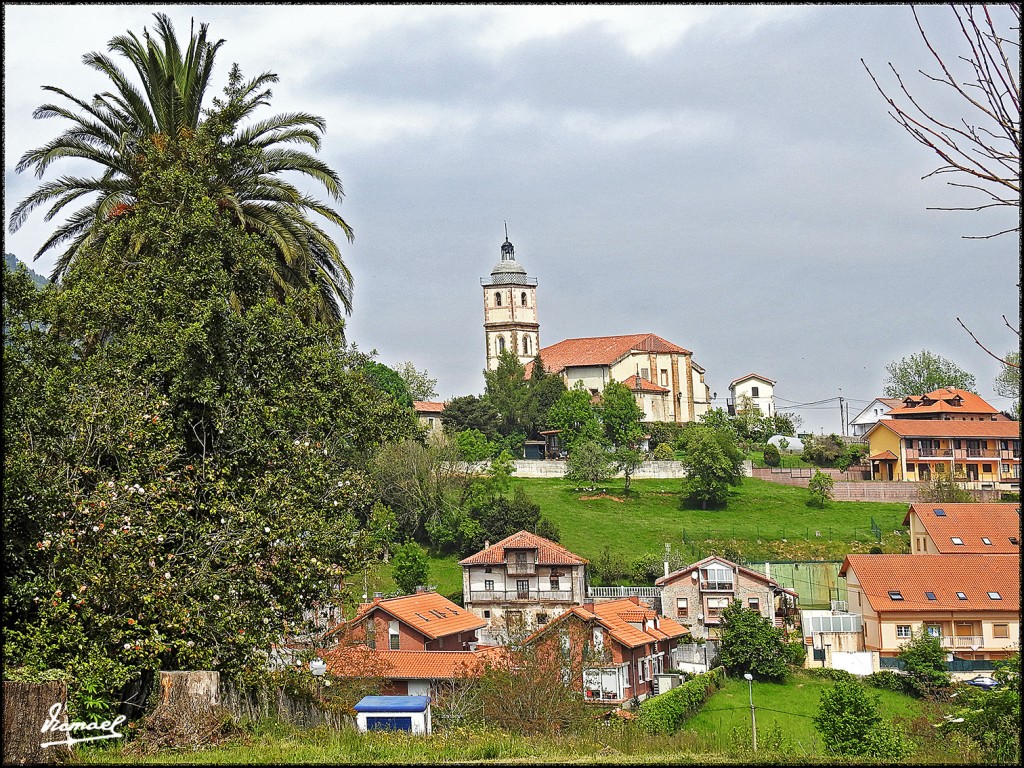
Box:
[354,695,430,713]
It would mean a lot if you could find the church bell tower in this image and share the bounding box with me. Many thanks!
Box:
[482,227,539,371]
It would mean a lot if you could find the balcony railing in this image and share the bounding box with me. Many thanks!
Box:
[505,562,537,575]
[948,635,984,649]
[700,581,735,592]
[964,449,999,458]
[467,589,572,603]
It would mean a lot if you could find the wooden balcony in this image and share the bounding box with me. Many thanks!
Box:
[467,589,572,603]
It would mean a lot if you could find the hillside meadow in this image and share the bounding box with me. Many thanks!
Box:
[367,476,911,601]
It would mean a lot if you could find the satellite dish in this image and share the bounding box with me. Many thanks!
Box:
[691,571,699,581]
[697,614,705,622]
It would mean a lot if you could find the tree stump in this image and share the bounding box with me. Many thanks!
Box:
[2,680,71,765]
[158,671,220,709]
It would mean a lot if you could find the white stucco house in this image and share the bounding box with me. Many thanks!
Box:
[728,374,776,418]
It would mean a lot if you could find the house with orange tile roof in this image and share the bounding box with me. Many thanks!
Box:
[903,503,1021,554]
[525,333,712,423]
[525,597,689,704]
[413,401,445,436]
[459,530,588,642]
[864,416,1020,490]
[321,644,508,698]
[655,555,798,641]
[839,553,1020,662]
[325,590,486,653]
[727,373,776,418]
[885,387,1010,421]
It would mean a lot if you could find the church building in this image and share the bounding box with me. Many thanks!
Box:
[481,232,711,424]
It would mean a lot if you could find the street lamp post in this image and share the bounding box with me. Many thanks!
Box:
[743,673,757,752]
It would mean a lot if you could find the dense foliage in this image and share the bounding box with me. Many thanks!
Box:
[3,131,416,717]
[813,678,913,759]
[716,601,787,681]
[883,349,976,397]
[677,425,745,510]
[942,653,1020,764]
[391,542,430,595]
[897,630,952,698]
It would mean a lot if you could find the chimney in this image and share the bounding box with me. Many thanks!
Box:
[663,543,670,578]
[484,540,490,549]
[415,585,426,594]
[373,591,383,599]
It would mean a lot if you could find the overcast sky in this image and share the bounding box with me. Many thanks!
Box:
[4,4,1020,434]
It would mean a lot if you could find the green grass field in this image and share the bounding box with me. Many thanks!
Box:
[366,476,910,604]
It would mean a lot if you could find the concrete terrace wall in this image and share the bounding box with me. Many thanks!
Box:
[510,460,754,479]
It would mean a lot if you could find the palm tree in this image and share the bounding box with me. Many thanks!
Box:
[9,13,355,322]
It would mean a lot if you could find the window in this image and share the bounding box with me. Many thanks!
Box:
[925,592,937,601]
[521,291,527,307]
[956,592,968,600]
[983,463,993,473]
[993,624,1009,639]
[951,537,964,546]
[549,575,560,590]
[751,386,760,397]
[676,598,688,618]
[660,369,669,386]
[748,597,760,612]
[896,625,911,638]
[537,612,549,625]
[706,597,730,617]
[516,579,529,599]
[484,579,494,591]
[987,592,1002,600]
[483,610,491,619]
[497,336,505,354]
[933,508,946,516]
[389,620,400,650]
[1010,537,1020,546]
[484,566,492,573]
[906,463,916,473]
[926,625,941,638]
[888,591,904,601]
[641,367,650,381]
[494,292,502,306]
[982,537,992,546]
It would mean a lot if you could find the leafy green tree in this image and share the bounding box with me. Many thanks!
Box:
[526,354,567,434]
[564,440,614,485]
[360,359,414,409]
[717,600,787,681]
[395,361,438,401]
[808,470,835,507]
[3,139,414,715]
[921,472,975,503]
[391,542,430,595]
[762,443,781,467]
[547,385,603,452]
[883,350,977,397]
[814,678,911,759]
[454,429,494,462]
[476,486,543,545]
[9,13,354,323]
[677,426,745,510]
[698,407,738,439]
[994,351,1021,419]
[898,629,951,698]
[801,433,846,467]
[441,395,502,442]
[534,517,561,543]
[598,380,644,447]
[484,351,532,437]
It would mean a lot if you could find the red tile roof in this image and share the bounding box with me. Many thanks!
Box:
[532,597,689,650]
[413,401,445,413]
[458,530,588,566]
[345,592,485,640]
[323,646,506,680]
[839,554,1020,613]
[887,388,1000,418]
[866,419,1020,439]
[729,373,776,388]
[903,504,1021,553]
[528,334,691,377]
[622,374,669,394]
[869,451,899,461]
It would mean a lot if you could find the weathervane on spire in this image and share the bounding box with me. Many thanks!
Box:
[501,221,514,260]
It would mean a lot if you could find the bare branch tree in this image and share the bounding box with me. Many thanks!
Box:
[863,4,1021,238]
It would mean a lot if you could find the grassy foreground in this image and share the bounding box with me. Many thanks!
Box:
[74,672,964,765]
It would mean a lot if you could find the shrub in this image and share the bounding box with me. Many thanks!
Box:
[391,542,430,595]
[804,667,856,682]
[651,442,675,461]
[783,641,806,667]
[630,553,664,585]
[865,670,915,695]
[814,678,882,756]
[717,601,788,681]
[564,439,613,484]
[637,667,724,734]
[898,630,951,698]
[808,470,835,507]
[762,443,781,467]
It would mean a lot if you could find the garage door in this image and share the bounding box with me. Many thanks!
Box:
[366,716,413,732]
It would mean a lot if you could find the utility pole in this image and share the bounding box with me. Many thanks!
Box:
[838,390,845,436]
